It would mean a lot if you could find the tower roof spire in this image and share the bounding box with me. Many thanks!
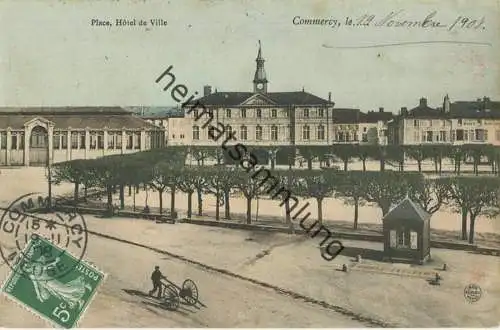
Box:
[253,40,268,93]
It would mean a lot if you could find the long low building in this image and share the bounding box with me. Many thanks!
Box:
[0,107,165,166]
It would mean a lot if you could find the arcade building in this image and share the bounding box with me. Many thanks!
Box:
[0,107,165,167]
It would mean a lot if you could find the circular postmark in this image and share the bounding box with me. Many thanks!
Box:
[0,192,88,280]
[464,283,482,303]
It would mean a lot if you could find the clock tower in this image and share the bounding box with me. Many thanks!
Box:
[253,40,268,94]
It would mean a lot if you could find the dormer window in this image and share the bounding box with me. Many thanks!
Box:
[303,109,309,118]
[226,109,231,118]
[271,109,277,118]
[256,108,262,118]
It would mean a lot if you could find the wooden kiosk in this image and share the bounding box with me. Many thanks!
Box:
[382,197,431,264]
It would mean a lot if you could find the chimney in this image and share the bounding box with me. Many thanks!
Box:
[328,92,332,103]
[379,107,384,113]
[400,107,408,115]
[443,94,450,113]
[203,85,212,96]
[419,97,427,107]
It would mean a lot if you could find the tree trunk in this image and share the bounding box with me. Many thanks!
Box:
[119,185,125,209]
[353,198,359,230]
[468,214,476,244]
[128,185,132,196]
[461,207,468,240]
[317,198,323,226]
[380,158,385,171]
[84,185,88,202]
[74,181,79,202]
[343,160,348,171]
[417,160,422,173]
[434,157,439,174]
[438,157,442,174]
[246,197,252,224]
[197,188,203,216]
[271,157,275,170]
[106,185,113,212]
[158,190,163,214]
[457,158,461,175]
[224,191,230,220]
[362,159,366,172]
[215,193,220,221]
[307,159,312,170]
[187,191,193,218]
[170,186,176,218]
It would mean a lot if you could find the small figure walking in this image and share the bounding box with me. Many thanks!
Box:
[148,266,166,298]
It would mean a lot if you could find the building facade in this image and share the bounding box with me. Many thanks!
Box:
[390,96,500,146]
[0,107,165,166]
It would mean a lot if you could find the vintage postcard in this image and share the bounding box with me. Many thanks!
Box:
[0,0,499,328]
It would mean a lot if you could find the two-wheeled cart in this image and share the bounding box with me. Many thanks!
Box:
[157,277,206,311]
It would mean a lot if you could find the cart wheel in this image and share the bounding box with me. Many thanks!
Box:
[179,279,198,306]
[161,285,180,310]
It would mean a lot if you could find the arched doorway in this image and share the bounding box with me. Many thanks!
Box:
[29,126,49,166]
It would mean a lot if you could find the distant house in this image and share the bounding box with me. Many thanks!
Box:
[0,107,164,167]
[389,96,500,146]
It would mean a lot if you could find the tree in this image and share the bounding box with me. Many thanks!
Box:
[294,169,337,225]
[445,177,500,243]
[409,177,448,215]
[449,146,466,175]
[234,170,263,224]
[386,145,405,172]
[204,166,235,221]
[177,166,203,219]
[405,145,426,173]
[356,145,375,172]
[363,171,422,216]
[189,146,212,166]
[331,144,354,171]
[335,171,368,229]
[52,159,89,203]
[149,162,176,214]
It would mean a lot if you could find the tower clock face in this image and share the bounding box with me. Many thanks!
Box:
[257,83,263,89]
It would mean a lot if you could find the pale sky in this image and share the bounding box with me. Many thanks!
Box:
[0,0,498,112]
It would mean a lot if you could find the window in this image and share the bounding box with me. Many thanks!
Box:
[256,109,262,118]
[285,109,290,117]
[53,132,61,149]
[0,132,6,149]
[426,131,433,142]
[61,132,67,148]
[271,125,278,141]
[241,109,246,118]
[71,132,79,148]
[116,133,122,149]
[496,130,500,141]
[145,132,151,149]
[226,109,231,118]
[134,132,141,149]
[226,125,232,139]
[193,109,199,118]
[126,132,133,149]
[456,129,464,141]
[303,109,309,118]
[318,108,324,117]
[410,231,418,249]
[80,132,86,149]
[287,124,291,139]
[302,125,310,140]
[192,126,200,140]
[20,133,25,149]
[98,132,104,149]
[256,125,263,140]
[458,118,463,126]
[11,134,17,150]
[208,126,215,139]
[362,133,368,142]
[317,125,325,140]
[439,131,446,142]
[271,109,277,118]
[30,128,46,148]
[413,120,419,127]
[397,228,410,248]
[240,125,247,140]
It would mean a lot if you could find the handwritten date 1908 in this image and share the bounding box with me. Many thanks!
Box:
[448,16,485,32]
